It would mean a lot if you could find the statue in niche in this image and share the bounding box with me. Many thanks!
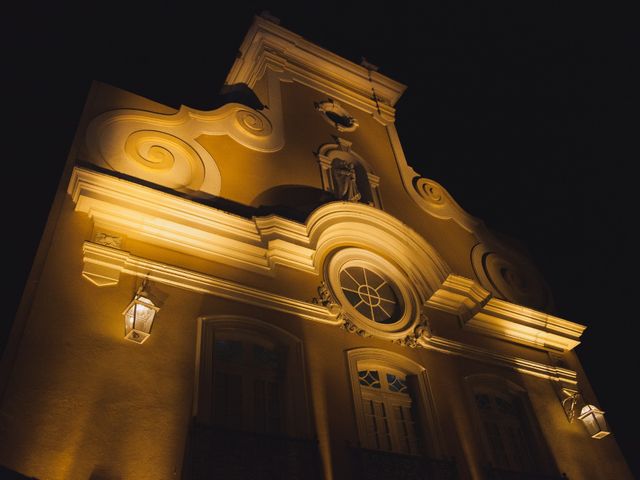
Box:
[333,160,361,202]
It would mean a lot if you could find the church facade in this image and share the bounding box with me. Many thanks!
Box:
[0,15,631,480]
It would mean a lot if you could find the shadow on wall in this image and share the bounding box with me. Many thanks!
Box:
[89,466,121,480]
[218,83,265,111]
[0,465,37,479]
[252,185,336,222]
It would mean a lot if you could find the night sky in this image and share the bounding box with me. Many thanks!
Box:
[4,3,636,475]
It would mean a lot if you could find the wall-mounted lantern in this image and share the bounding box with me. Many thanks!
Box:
[123,280,159,344]
[561,389,610,439]
[578,404,611,439]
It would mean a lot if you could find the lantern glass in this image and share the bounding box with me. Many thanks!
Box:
[123,295,158,344]
[578,404,610,439]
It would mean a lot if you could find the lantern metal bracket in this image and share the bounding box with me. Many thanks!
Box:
[561,388,582,422]
[560,388,611,439]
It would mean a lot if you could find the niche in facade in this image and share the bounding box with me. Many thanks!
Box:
[317,139,382,209]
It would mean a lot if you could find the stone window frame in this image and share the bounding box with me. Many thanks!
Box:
[195,315,311,438]
[325,248,422,340]
[464,374,555,475]
[347,348,443,457]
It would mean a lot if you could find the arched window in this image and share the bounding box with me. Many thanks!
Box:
[347,349,441,457]
[357,365,420,454]
[465,375,550,474]
[195,316,310,437]
[211,333,286,434]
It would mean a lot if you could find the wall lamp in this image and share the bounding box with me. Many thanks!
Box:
[123,279,159,344]
[562,389,610,439]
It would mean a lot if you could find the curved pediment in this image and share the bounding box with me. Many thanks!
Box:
[68,167,449,291]
[84,80,285,198]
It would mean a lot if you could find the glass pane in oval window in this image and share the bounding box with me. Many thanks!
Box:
[340,266,400,324]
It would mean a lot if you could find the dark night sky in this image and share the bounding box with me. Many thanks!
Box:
[4,3,637,475]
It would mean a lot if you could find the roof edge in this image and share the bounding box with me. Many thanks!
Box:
[226,15,407,108]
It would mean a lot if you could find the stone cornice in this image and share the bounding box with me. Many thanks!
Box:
[421,335,578,386]
[68,167,314,275]
[81,241,578,384]
[469,298,585,351]
[427,275,585,352]
[82,241,339,325]
[227,16,406,119]
[427,274,492,317]
[70,168,584,353]
[68,167,450,294]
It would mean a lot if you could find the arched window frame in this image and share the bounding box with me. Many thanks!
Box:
[317,141,383,209]
[346,348,442,457]
[464,374,554,475]
[194,315,311,438]
[324,248,424,341]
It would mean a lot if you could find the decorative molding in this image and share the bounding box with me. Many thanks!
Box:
[82,241,340,325]
[224,18,550,307]
[221,15,550,298]
[68,167,448,289]
[82,241,129,287]
[253,214,309,244]
[71,168,582,353]
[226,15,405,123]
[471,242,552,311]
[93,230,124,249]
[411,176,482,233]
[394,313,432,348]
[312,281,339,309]
[427,274,584,352]
[346,348,444,457]
[82,242,580,383]
[85,69,286,197]
[386,124,482,234]
[427,274,492,318]
[68,167,310,276]
[314,99,359,132]
[341,317,370,337]
[421,335,578,386]
[467,298,584,352]
[324,248,425,342]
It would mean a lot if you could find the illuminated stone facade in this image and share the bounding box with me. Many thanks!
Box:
[0,15,632,480]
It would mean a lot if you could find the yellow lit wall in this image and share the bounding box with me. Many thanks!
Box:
[0,15,632,480]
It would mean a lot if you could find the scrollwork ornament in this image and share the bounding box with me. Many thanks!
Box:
[395,314,431,348]
[313,281,336,307]
[235,109,272,137]
[471,244,550,310]
[396,334,420,348]
[417,311,432,338]
[414,177,445,205]
[341,317,370,337]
